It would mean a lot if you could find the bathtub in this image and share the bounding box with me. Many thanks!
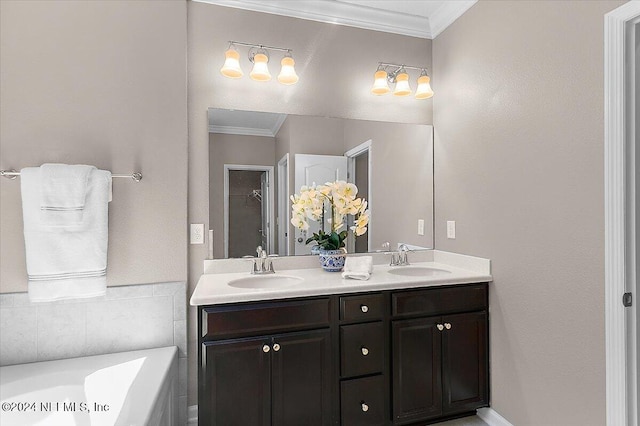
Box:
[0,346,177,426]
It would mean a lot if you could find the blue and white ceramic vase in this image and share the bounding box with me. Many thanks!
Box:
[317,248,346,272]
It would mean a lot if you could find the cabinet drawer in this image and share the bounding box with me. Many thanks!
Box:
[202,298,331,339]
[341,375,385,426]
[340,322,385,378]
[392,284,487,318]
[340,293,384,322]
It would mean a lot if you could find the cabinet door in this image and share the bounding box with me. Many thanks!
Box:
[392,317,442,424]
[201,337,271,426]
[442,311,488,414]
[271,329,333,426]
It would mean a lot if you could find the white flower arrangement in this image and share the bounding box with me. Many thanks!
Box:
[290,180,370,250]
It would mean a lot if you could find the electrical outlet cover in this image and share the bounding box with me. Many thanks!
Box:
[446,221,456,239]
[191,224,204,244]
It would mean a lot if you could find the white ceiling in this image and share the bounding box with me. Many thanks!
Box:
[194,0,477,39]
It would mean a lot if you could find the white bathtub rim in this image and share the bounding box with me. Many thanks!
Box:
[0,346,178,426]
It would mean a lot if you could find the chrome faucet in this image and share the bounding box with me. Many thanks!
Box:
[388,243,411,266]
[397,244,410,266]
[250,246,277,274]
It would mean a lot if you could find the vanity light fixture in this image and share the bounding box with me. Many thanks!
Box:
[370,66,391,95]
[393,68,411,97]
[414,69,435,99]
[249,48,271,81]
[220,46,243,78]
[277,53,299,85]
[371,62,434,99]
[220,41,298,85]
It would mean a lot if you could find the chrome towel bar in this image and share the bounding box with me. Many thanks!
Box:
[0,169,142,182]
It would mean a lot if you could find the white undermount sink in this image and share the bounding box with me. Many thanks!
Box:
[387,266,452,277]
[227,275,304,289]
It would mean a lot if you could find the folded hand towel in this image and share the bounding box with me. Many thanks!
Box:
[341,256,373,281]
[21,166,112,302]
[40,163,96,226]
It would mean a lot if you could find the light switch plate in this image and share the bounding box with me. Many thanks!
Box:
[417,219,425,236]
[190,224,204,244]
[447,221,456,239]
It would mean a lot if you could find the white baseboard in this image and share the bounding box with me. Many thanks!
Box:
[187,404,510,426]
[477,407,513,426]
[187,405,198,426]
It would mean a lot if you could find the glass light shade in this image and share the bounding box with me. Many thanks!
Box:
[277,56,299,85]
[415,75,434,99]
[220,48,243,79]
[250,53,271,81]
[371,70,390,95]
[393,71,411,96]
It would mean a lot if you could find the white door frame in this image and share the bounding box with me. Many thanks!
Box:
[345,139,373,253]
[277,154,290,256]
[605,2,640,425]
[223,164,275,258]
[293,154,348,255]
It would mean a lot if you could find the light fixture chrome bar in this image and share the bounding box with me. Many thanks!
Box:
[0,169,143,182]
[378,62,429,72]
[228,41,292,53]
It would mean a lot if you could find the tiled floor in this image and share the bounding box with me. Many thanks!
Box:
[433,415,488,426]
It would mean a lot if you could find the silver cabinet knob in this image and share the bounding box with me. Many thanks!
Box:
[436,324,444,331]
[262,344,270,353]
[361,347,369,356]
[273,343,281,352]
[444,323,452,330]
[361,402,369,412]
[297,237,304,243]
[360,305,369,313]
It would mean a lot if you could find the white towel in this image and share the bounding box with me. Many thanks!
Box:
[21,167,112,302]
[39,163,96,226]
[341,256,373,281]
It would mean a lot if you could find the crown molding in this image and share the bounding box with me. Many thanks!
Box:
[194,0,433,39]
[270,113,287,136]
[209,125,276,137]
[209,113,286,137]
[429,0,477,38]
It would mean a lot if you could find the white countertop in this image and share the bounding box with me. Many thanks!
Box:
[190,251,492,306]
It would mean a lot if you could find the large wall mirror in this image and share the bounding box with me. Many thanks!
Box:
[209,108,434,259]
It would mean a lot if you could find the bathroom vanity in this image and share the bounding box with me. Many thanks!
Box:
[192,253,491,426]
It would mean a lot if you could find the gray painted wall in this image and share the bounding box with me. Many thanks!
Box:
[188,2,432,404]
[0,1,188,292]
[433,1,624,424]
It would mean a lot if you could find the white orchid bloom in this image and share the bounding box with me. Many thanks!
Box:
[291,216,309,231]
[343,183,358,199]
[292,179,369,240]
[354,226,367,236]
[356,211,370,227]
[359,200,368,215]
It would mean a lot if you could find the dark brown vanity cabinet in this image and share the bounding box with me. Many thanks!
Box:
[391,284,489,425]
[339,294,387,426]
[198,298,335,426]
[198,282,489,426]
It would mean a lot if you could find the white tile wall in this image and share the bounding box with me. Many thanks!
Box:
[0,306,37,365]
[0,281,188,425]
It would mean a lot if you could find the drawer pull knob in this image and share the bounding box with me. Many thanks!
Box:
[360,305,369,313]
[361,347,369,356]
[444,323,452,330]
[361,402,369,412]
[262,344,270,353]
[273,343,281,352]
[436,324,444,331]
